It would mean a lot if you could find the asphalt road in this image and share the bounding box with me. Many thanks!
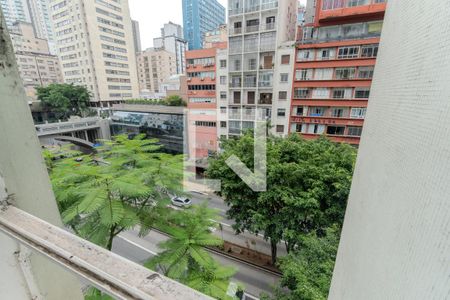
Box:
[112,229,280,298]
[186,191,288,258]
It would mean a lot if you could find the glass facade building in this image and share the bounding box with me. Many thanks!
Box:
[182,0,226,50]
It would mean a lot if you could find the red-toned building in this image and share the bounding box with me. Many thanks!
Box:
[186,44,226,164]
[289,0,387,145]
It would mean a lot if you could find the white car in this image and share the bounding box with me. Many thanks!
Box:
[171,196,192,208]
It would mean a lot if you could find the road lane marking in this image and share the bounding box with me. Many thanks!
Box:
[117,235,158,256]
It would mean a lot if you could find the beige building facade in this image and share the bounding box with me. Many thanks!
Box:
[9,21,63,100]
[137,48,176,96]
[203,24,227,49]
[49,0,139,108]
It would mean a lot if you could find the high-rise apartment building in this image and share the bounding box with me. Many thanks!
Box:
[0,0,30,28]
[289,0,386,145]
[136,48,176,97]
[185,44,227,163]
[153,22,188,74]
[131,19,141,53]
[1,0,57,54]
[226,0,298,137]
[9,21,63,100]
[49,0,139,109]
[26,0,57,54]
[182,0,226,50]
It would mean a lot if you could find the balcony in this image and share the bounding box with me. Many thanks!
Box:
[230,27,243,35]
[229,7,243,16]
[245,5,260,13]
[0,206,209,300]
[264,22,276,31]
[319,0,387,22]
[246,25,259,33]
[261,1,278,10]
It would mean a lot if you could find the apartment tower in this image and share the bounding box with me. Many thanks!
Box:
[136,48,177,97]
[153,22,188,74]
[227,0,298,137]
[182,0,226,50]
[49,0,139,109]
[9,21,63,100]
[186,44,227,165]
[289,0,386,144]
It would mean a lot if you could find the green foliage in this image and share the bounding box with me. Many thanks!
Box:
[84,288,114,300]
[49,134,183,250]
[36,83,93,119]
[267,227,340,300]
[146,204,237,300]
[125,95,187,107]
[206,133,356,263]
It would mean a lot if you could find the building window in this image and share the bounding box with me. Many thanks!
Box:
[312,88,330,99]
[220,121,227,128]
[296,69,313,80]
[354,88,370,98]
[220,106,227,113]
[277,109,286,117]
[276,125,284,133]
[361,44,379,58]
[358,66,374,79]
[278,91,287,100]
[220,76,227,84]
[295,106,304,116]
[335,68,356,80]
[281,54,290,64]
[317,48,336,60]
[309,107,326,117]
[220,60,227,68]
[326,126,345,135]
[220,91,227,99]
[331,107,345,118]
[280,73,288,82]
[294,88,310,99]
[297,50,313,61]
[194,121,217,127]
[350,107,367,118]
[348,126,363,136]
[308,124,325,134]
[337,46,360,59]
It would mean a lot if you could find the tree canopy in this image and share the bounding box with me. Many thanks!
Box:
[36,83,92,119]
[206,134,356,263]
[265,227,340,300]
[48,134,183,250]
[146,204,238,300]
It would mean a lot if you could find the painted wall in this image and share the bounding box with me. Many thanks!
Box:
[330,1,450,298]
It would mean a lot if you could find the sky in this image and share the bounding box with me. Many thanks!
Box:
[129,0,307,50]
[129,0,227,50]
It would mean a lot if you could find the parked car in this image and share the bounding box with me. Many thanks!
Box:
[171,196,192,208]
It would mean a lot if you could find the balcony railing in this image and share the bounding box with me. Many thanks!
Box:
[322,0,385,10]
[229,8,243,16]
[0,205,210,300]
[264,23,276,30]
[301,32,381,45]
[246,25,259,33]
[245,5,260,13]
[230,27,242,35]
[261,1,278,10]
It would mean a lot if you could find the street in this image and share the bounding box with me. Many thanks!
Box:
[187,191,288,258]
[112,229,280,298]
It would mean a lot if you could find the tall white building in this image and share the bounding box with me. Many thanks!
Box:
[131,19,141,53]
[49,0,139,109]
[226,0,297,137]
[153,22,188,75]
[0,0,30,28]
[26,0,57,54]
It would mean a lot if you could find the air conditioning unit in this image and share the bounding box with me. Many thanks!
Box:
[201,78,205,81]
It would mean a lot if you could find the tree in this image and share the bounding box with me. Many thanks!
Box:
[36,83,92,119]
[164,95,187,106]
[145,204,237,300]
[266,227,340,300]
[49,134,183,250]
[206,133,355,263]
